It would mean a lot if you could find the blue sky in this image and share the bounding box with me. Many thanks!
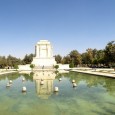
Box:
[0,0,115,58]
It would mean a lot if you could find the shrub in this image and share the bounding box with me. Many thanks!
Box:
[54,65,59,69]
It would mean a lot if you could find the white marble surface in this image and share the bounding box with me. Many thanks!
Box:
[32,40,56,67]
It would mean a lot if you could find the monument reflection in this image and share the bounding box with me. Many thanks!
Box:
[33,71,56,99]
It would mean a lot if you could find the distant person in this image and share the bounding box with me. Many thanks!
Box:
[42,65,44,69]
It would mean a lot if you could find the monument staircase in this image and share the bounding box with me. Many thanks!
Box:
[34,66,54,70]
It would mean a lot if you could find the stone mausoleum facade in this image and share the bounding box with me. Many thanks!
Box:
[32,40,57,67]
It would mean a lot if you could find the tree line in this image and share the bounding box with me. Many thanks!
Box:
[0,41,114,69]
[55,41,115,68]
[0,54,34,69]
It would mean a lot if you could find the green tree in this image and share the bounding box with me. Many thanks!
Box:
[30,64,35,71]
[14,65,19,70]
[62,55,70,64]
[55,54,62,63]
[69,61,74,68]
[86,48,93,65]
[7,55,22,67]
[69,50,81,67]
[0,56,7,68]
[96,50,105,66]
[81,52,88,66]
[54,65,59,70]
[23,53,34,64]
[104,41,115,67]
[82,49,105,67]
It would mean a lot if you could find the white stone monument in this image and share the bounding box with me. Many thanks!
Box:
[32,40,56,68]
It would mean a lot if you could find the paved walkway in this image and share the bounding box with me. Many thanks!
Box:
[0,71,17,75]
[71,70,115,78]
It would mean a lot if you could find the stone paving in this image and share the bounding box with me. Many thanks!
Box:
[71,69,115,78]
[0,70,17,75]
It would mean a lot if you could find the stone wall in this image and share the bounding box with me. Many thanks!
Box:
[57,64,70,70]
[18,64,31,70]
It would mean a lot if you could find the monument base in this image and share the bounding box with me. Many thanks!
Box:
[32,57,56,67]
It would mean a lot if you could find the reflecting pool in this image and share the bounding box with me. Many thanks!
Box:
[0,71,115,115]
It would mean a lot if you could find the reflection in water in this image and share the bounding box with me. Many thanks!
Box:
[33,71,56,99]
[67,72,115,95]
[0,72,115,115]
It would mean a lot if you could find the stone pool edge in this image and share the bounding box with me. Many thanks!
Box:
[0,71,18,76]
[71,70,115,78]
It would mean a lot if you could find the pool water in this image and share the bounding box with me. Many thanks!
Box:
[0,71,115,115]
